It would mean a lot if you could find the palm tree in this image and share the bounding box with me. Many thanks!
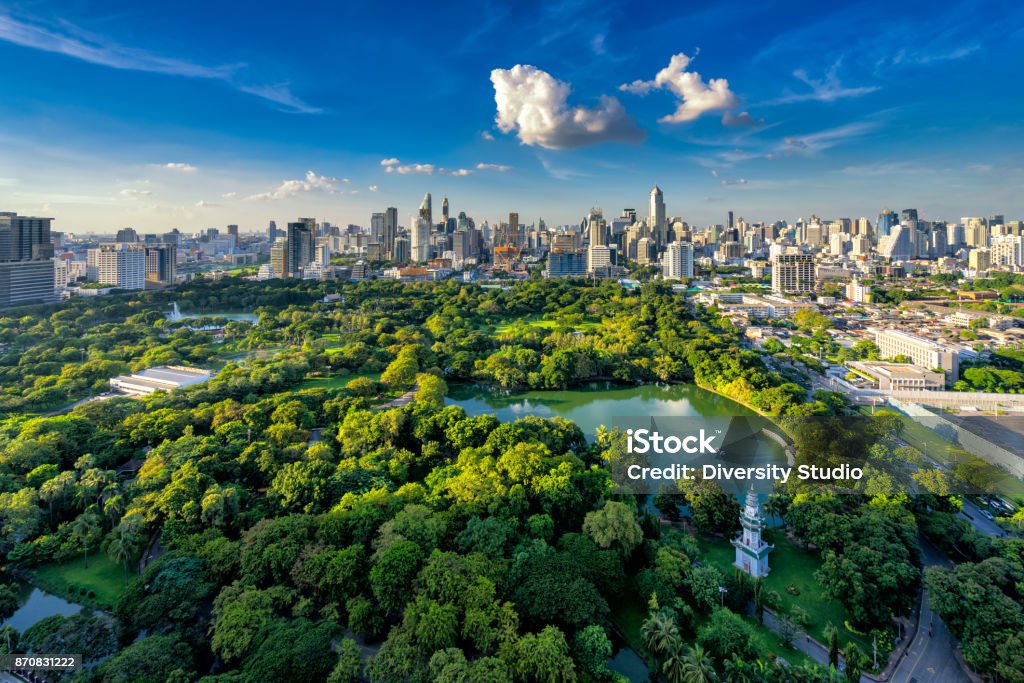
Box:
[641,611,680,660]
[681,645,717,683]
[722,653,752,683]
[662,641,687,683]
[71,514,99,568]
[107,533,133,584]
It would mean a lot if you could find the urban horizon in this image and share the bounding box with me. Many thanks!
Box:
[2,1,1023,230]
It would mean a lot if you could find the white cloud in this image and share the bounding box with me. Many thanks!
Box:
[0,13,319,113]
[368,185,380,192]
[619,52,739,123]
[247,170,351,200]
[221,191,237,199]
[119,188,152,197]
[476,163,511,172]
[159,162,198,172]
[385,163,435,175]
[481,131,495,141]
[491,64,644,149]
[721,111,765,127]
[442,168,473,176]
[380,158,400,166]
[195,200,220,207]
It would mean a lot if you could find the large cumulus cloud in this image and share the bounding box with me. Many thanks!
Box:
[490,64,644,149]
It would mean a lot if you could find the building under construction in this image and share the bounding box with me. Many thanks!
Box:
[492,211,524,272]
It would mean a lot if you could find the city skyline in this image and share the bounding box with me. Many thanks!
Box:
[1,0,1023,231]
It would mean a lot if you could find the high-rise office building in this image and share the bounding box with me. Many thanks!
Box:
[226,224,239,240]
[144,244,177,288]
[95,243,146,290]
[442,196,449,226]
[410,216,431,262]
[115,227,139,243]
[771,251,814,294]
[663,241,694,279]
[269,239,286,278]
[650,186,666,248]
[0,213,57,308]
[371,213,385,242]
[508,212,521,247]
[285,221,315,278]
[587,208,606,247]
[1,213,54,261]
[384,207,398,258]
[876,209,898,243]
[268,220,278,242]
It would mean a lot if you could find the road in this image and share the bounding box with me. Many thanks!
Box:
[888,540,970,683]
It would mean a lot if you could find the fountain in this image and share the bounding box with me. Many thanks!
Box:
[168,302,183,322]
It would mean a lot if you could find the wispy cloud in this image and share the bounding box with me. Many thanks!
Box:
[157,162,197,172]
[710,169,747,185]
[119,188,152,197]
[773,121,880,156]
[0,12,319,113]
[195,200,220,207]
[761,61,879,106]
[476,163,511,171]
[368,185,380,192]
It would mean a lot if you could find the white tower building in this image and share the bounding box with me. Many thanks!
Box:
[732,487,773,578]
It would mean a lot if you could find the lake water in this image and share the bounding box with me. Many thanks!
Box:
[448,381,760,438]
[5,587,84,633]
[170,312,258,323]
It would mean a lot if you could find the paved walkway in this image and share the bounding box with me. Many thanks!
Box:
[888,540,970,683]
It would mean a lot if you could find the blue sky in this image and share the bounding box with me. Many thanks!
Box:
[1,0,1022,232]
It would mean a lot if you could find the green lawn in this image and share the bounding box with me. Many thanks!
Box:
[297,371,381,391]
[610,593,648,655]
[33,555,126,609]
[491,315,600,336]
[699,534,872,656]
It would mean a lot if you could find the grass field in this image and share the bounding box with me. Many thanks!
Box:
[491,315,601,336]
[33,555,126,609]
[297,371,381,391]
[699,534,872,656]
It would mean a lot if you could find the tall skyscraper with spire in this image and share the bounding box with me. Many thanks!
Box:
[650,186,666,249]
[442,196,449,225]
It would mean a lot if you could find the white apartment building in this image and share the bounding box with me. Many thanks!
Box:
[873,329,959,383]
[587,244,611,273]
[662,241,694,279]
[91,244,146,290]
[771,251,814,294]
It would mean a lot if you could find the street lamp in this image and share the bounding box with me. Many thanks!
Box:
[718,586,728,609]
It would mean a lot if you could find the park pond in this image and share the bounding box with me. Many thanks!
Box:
[6,585,88,633]
[166,302,258,324]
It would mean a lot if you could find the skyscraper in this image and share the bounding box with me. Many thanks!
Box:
[442,196,449,226]
[650,186,666,248]
[145,244,177,288]
[410,215,431,262]
[0,213,56,308]
[419,194,432,229]
[115,227,139,243]
[286,221,315,277]
[268,220,278,242]
[384,207,398,258]
[876,209,897,243]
